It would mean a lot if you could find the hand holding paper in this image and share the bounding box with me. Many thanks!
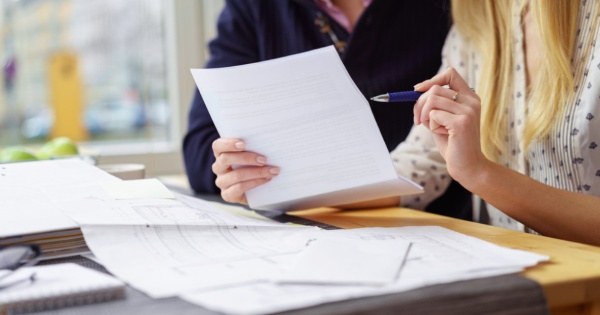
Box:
[211,137,279,205]
[191,46,423,211]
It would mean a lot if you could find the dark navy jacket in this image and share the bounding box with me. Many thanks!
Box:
[183,0,472,220]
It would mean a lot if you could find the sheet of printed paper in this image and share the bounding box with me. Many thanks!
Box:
[180,226,549,315]
[80,224,313,298]
[191,46,422,211]
[44,182,285,228]
[44,181,315,297]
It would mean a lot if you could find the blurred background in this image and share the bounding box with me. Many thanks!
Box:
[0,0,224,176]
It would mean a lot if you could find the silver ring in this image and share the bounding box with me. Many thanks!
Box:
[452,91,458,101]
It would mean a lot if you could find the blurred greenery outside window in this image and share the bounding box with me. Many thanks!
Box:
[0,0,170,152]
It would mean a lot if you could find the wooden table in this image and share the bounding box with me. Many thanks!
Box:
[288,207,600,315]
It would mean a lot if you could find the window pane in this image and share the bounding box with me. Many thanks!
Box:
[0,0,169,147]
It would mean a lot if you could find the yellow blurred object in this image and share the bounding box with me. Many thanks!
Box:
[48,52,88,141]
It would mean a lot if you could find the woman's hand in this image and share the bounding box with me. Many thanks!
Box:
[212,138,280,204]
[412,67,489,185]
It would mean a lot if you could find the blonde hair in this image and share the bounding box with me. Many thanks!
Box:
[451,0,580,160]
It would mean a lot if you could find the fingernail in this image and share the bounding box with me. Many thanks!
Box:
[234,142,245,149]
[413,82,424,90]
[269,167,280,175]
[256,156,267,164]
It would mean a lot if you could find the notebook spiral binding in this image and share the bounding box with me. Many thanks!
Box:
[0,285,125,314]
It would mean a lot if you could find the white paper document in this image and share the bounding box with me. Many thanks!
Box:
[277,236,411,286]
[44,180,315,297]
[0,160,117,238]
[181,226,549,315]
[191,46,422,211]
[81,224,312,298]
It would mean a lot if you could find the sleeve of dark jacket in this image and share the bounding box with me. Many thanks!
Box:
[182,0,259,194]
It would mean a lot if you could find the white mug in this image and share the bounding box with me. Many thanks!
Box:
[97,163,145,180]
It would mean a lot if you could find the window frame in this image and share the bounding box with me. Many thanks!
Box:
[94,0,224,177]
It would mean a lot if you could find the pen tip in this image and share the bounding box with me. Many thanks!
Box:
[370,95,387,102]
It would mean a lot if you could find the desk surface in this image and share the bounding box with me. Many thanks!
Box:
[287,207,600,315]
[158,174,600,315]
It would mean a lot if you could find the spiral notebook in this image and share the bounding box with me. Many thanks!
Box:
[0,263,125,314]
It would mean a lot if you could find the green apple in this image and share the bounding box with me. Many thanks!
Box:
[0,146,39,162]
[36,142,54,160]
[37,137,79,159]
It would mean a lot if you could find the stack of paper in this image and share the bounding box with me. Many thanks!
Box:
[2,159,549,314]
[36,167,547,313]
[0,229,87,259]
[0,159,121,258]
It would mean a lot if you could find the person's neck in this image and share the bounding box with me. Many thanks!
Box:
[331,0,366,30]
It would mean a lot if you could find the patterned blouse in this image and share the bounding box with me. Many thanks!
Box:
[391,0,600,232]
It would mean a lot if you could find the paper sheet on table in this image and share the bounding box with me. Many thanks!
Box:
[277,236,410,285]
[43,179,314,298]
[0,185,77,238]
[44,180,287,228]
[81,224,314,298]
[0,160,117,238]
[181,226,549,315]
[191,46,422,211]
[99,178,174,200]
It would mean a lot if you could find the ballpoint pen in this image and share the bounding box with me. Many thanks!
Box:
[370,88,475,103]
[370,91,424,103]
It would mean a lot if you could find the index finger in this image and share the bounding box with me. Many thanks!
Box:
[414,67,472,95]
[212,138,246,158]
